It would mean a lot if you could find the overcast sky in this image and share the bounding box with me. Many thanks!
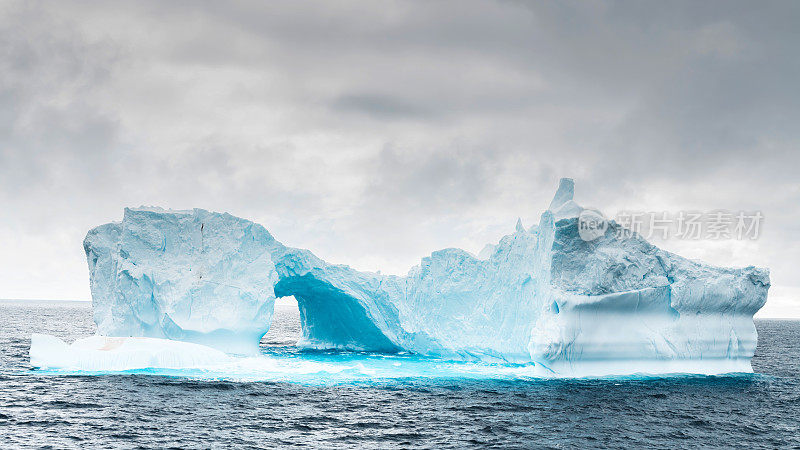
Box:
[1,0,798,317]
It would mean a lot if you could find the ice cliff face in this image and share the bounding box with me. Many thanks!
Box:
[84,207,282,354]
[82,180,770,376]
[529,216,768,375]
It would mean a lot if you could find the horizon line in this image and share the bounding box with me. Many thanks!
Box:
[1,298,795,319]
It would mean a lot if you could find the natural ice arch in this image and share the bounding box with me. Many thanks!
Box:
[273,274,401,352]
[269,217,556,361]
[271,247,431,353]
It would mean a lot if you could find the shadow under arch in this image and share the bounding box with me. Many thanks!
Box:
[273,274,402,352]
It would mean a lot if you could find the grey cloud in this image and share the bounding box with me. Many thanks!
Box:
[0,3,123,222]
[1,0,799,316]
[363,143,498,213]
[331,94,436,119]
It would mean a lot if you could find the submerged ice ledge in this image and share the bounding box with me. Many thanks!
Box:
[34,178,769,378]
[28,334,755,381]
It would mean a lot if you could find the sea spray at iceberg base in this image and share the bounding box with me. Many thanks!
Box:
[30,179,770,379]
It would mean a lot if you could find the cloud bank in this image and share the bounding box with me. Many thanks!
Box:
[1,0,798,316]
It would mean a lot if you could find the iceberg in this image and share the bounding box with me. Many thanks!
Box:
[83,207,283,354]
[71,179,769,377]
[273,179,769,376]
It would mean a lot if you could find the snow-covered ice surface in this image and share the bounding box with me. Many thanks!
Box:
[84,208,282,354]
[72,179,769,377]
[29,334,231,372]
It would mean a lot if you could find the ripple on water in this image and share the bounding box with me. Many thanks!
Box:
[1,302,799,448]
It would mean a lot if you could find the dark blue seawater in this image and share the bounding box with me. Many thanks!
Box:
[1,300,798,449]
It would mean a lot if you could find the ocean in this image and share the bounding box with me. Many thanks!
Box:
[1,300,798,449]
